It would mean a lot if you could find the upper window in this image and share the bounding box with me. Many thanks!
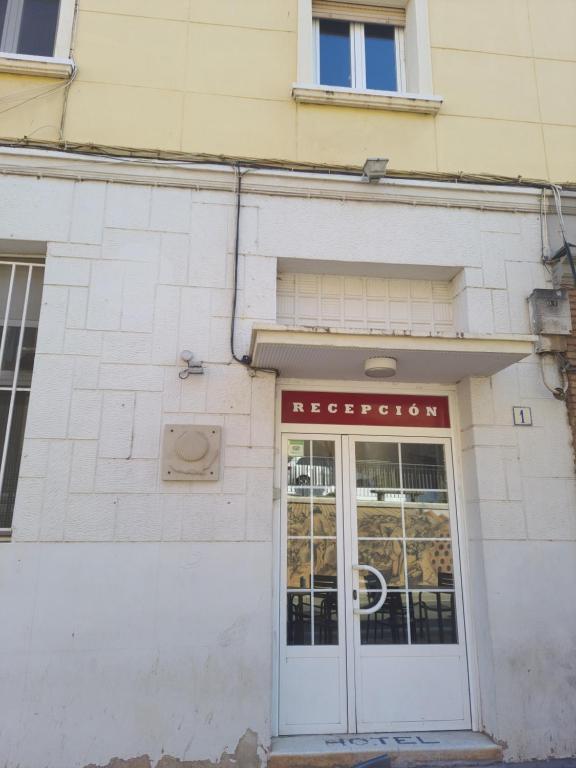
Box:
[295,0,442,114]
[0,0,61,57]
[316,18,404,92]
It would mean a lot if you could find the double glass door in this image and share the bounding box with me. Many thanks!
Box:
[278,434,471,735]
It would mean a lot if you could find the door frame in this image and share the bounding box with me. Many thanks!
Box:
[271,380,481,737]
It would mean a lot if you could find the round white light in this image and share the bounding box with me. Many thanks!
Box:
[364,357,397,378]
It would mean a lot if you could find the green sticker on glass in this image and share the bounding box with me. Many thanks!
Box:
[288,440,305,457]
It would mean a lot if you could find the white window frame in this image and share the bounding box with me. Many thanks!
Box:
[313,18,406,92]
[294,0,442,115]
[0,0,75,78]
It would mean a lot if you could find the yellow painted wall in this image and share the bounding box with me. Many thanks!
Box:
[0,0,575,181]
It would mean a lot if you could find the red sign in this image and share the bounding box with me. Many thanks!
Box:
[281,391,450,428]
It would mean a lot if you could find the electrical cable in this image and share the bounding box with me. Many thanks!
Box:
[549,183,576,284]
[229,165,279,377]
[538,352,568,400]
[59,0,80,142]
[230,165,248,366]
[1,136,576,192]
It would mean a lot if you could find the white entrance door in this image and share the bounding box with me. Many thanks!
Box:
[278,434,471,735]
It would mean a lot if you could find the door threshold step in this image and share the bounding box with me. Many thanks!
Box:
[270,731,502,768]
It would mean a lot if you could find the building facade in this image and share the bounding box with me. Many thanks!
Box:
[0,2,575,767]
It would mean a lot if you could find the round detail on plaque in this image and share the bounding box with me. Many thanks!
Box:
[175,431,210,462]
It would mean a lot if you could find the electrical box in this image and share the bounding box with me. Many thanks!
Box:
[162,425,221,481]
[528,289,572,336]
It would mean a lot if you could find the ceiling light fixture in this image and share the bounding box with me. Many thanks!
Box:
[364,356,397,378]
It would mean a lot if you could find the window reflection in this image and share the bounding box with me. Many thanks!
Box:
[406,541,453,589]
[360,592,408,645]
[319,19,351,87]
[314,592,338,645]
[358,540,405,588]
[410,592,457,644]
[287,540,311,589]
[365,23,397,91]
[287,592,311,645]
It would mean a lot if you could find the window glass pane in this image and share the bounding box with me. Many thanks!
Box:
[0,265,28,389]
[287,592,312,645]
[319,19,351,87]
[17,0,60,56]
[0,391,30,529]
[365,23,397,91]
[17,266,42,387]
[360,591,408,645]
[314,592,338,645]
[409,592,458,644]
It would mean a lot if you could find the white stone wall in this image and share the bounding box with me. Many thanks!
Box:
[0,160,575,765]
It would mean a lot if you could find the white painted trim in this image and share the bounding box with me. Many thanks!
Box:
[404,0,433,94]
[447,388,482,733]
[0,52,73,78]
[293,83,441,113]
[53,0,76,59]
[297,0,315,83]
[0,148,566,215]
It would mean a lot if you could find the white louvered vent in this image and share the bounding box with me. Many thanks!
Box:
[277,273,454,335]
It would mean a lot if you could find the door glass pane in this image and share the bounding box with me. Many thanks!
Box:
[17,0,60,56]
[356,441,400,491]
[407,541,453,589]
[287,592,311,645]
[319,19,351,87]
[313,539,337,588]
[364,23,397,91]
[401,443,447,489]
[287,540,311,589]
[404,503,451,539]
[357,502,401,538]
[409,592,458,644]
[313,499,336,536]
[286,438,338,646]
[314,592,338,645]
[358,540,404,588]
[287,501,309,536]
[360,591,408,645]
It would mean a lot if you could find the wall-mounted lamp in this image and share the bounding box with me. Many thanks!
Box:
[364,356,397,378]
[362,158,389,182]
[179,350,204,379]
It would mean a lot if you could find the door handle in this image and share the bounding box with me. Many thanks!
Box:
[352,564,388,615]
